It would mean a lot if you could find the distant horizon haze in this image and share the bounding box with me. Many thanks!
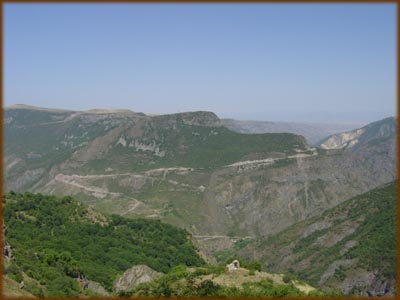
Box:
[4,4,396,124]
[6,103,391,125]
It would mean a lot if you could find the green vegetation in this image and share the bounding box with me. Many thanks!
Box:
[4,262,24,283]
[248,182,397,293]
[214,238,253,263]
[3,191,324,297]
[122,265,307,297]
[85,124,306,173]
[4,192,204,296]
[164,125,305,169]
[345,183,397,279]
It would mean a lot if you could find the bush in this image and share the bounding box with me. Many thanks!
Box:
[5,263,23,283]
[192,267,209,276]
[244,260,262,272]
[195,280,220,296]
[282,274,291,284]
[170,264,188,278]
[25,281,44,297]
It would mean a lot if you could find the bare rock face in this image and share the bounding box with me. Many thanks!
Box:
[4,242,12,261]
[319,117,396,150]
[113,265,162,293]
[320,128,365,149]
[85,280,109,296]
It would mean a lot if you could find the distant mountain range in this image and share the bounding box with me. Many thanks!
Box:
[3,104,397,296]
[222,118,365,145]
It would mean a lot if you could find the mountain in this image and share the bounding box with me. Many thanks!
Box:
[319,117,396,150]
[4,192,329,297]
[222,118,365,145]
[3,192,204,297]
[234,182,397,296]
[4,105,312,235]
[4,105,396,280]
[4,105,306,185]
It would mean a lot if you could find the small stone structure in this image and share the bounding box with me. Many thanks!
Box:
[226,260,240,273]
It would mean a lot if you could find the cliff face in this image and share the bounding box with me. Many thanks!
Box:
[236,182,397,296]
[197,129,396,243]
[319,117,396,150]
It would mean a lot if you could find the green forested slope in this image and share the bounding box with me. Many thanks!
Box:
[237,181,397,295]
[3,192,204,296]
[4,108,307,177]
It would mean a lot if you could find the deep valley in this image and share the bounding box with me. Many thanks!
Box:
[3,105,397,297]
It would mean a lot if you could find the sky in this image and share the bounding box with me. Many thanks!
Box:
[4,3,397,123]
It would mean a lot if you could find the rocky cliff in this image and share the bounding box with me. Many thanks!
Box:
[319,117,396,150]
[236,182,397,296]
[113,265,162,293]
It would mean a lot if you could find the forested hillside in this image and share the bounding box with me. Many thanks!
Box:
[3,192,204,296]
[236,182,397,296]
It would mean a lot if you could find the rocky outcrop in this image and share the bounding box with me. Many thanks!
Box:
[320,129,364,149]
[85,280,110,296]
[319,117,396,150]
[4,241,12,261]
[302,220,332,238]
[113,265,162,293]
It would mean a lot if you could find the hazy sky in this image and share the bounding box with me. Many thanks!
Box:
[4,4,396,123]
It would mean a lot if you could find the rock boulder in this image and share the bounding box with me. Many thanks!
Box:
[113,265,162,293]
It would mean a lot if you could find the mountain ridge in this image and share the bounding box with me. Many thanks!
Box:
[4,104,221,121]
[319,116,396,150]
[4,106,396,287]
[222,118,366,145]
[3,105,397,297]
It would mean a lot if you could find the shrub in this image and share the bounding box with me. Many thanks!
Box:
[5,263,23,283]
[282,274,291,284]
[195,280,220,296]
